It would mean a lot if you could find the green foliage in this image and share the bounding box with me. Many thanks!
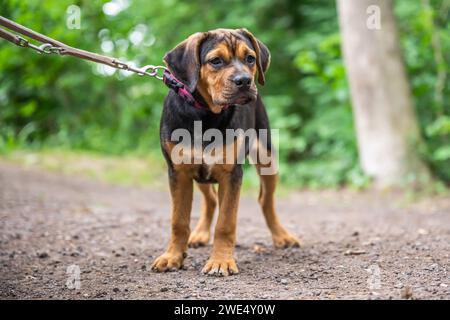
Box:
[0,0,449,187]
[395,1,450,183]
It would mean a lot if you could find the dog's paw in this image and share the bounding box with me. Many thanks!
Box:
[272,231,300,249]
[151,252,184,272]
[202,258,239,277]
[188,230,210,248]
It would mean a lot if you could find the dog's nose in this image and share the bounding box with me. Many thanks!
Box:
[232,74,252,89]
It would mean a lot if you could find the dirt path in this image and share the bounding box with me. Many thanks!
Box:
[0,162,449,300]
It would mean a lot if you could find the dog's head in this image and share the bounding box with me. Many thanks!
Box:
[164,28,270,113]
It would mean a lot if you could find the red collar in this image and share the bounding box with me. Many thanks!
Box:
[162,70,207,110]
[162,70,231,111]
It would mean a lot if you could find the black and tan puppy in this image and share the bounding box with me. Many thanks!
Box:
[151,28,299,276]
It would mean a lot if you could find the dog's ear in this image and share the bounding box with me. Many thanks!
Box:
[237,28,271,86]
[163,32,208,92]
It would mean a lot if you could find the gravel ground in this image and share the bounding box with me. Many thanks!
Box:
[0,161,449,300]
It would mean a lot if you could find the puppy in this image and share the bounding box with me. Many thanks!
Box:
[152,28,299,276]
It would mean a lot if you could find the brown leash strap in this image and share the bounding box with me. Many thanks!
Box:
[0,16,167,79]
[0,26,22,45]
[0,24,48,53]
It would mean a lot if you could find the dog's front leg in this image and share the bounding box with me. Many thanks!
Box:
[152,169,193,272]
[202,166,242,276]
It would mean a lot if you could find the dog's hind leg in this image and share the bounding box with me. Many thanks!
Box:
[255,146,300,249]
[188,183,217,247]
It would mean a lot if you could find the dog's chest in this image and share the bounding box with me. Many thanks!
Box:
[194,164,216,183]
[192,148,234,183]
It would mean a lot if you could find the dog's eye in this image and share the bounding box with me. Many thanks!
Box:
[209,57,223,67]
[246,55,256,64]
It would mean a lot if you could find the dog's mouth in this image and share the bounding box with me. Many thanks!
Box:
[232,96,253,105]
[215,93,256,108]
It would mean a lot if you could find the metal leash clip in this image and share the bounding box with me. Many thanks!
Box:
[112,59,129,70]
[16,36,29,47]
[38,43,63,55]
[139,65,168,80]
[16,36,47,54]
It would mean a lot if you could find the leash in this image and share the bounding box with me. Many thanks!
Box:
[0,16,207,110]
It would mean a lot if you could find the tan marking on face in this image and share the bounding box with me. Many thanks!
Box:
[197,35,258,114]
[236,41,257,74]
[205,43,231,63]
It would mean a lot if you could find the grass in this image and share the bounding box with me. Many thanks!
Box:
[1,149,168,189]
[0,148,286,195]
[0,148,446,201]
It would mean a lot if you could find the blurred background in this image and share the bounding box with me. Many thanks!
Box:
[0,0,449,190]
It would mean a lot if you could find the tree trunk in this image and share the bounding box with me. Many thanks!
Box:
[337,0,430,187]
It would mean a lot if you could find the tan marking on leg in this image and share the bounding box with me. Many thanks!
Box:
[201,139,242,276]
[164,141,201,172]
[202,166,241,276]
[151,170,193,272]
[255,142,300,249]
[188,183,217,247]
